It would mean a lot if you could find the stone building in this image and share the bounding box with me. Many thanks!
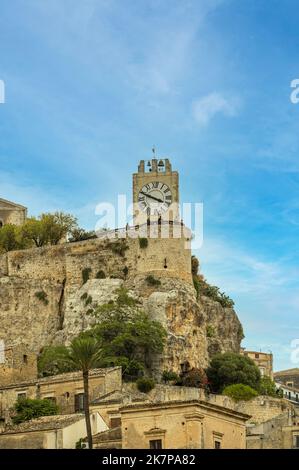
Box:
[274,368,299,389]
[275,382,299,406]
[0,366,122,425]
[0,198,27,227]
[120,400,249,449]
[90,387,250,449]
[240,348,273,379]
[246,410,299,449]
[0,413,107,449]
[89,383,295,449]
[0,344,37,387]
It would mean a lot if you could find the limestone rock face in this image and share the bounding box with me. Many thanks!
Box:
[0,243,244,375]
[199,295,244,357]
[54,279,124,345]
[0,276,62,352]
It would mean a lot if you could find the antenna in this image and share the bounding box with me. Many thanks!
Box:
[152,146,156,158]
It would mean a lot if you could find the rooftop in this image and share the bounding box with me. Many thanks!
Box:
[1,414,84,434]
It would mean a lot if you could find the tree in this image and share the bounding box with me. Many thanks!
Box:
[181,368,208,388]
[61,337,103,449]
[21,217,48,247]
[87,289,167,380]
[21,212,78,247]
[69,228,97,242]
[222,384,258,401]
[12,398,58,424]
[37,345,75,377]
[0,224,24,252]
[258,376,277,397]
[40,212,78,245]
[207,352,261,393]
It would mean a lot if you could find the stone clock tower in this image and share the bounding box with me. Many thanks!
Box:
[133,158,180,226]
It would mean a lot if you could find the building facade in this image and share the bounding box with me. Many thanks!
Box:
[0,198,27,227]
[274,368,299,389]
[240,349,273,379]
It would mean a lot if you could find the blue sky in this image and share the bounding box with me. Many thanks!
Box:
[1,0,299,371]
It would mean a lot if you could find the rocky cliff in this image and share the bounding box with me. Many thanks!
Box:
[0,238,243,376]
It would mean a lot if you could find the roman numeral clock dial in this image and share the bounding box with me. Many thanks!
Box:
[138,182,172,215]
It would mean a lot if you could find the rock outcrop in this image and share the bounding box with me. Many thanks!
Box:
[0,238,243,376]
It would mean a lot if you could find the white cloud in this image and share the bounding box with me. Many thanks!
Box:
[192,92,241,126]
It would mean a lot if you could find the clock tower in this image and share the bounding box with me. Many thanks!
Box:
[133,157,180,226]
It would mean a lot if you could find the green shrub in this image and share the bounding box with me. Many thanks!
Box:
[35,291,49,305]
[82,268,92,284]
[139,238,148,249]
[206,325,216,338]
[207,352,261,393]
[136,377,155,393]
[145,275,161,287]
[76,438,88,449]
[109,241,129,257]
[96,270,106,279]
[12,398,58,424]
[193,274,234,308]
[222,384,258,401]
[162,370,179,383]
[37,345,75,377]
[258,376,277,397]
[191,255,199,276]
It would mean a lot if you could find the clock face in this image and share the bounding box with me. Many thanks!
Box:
[138,181,172,215]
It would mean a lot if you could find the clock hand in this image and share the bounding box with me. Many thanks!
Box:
[140,191,164,203]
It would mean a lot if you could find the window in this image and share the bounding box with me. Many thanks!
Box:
[110,417,121,428]
[74,393,85,412]
[17,392,27,400]
[255,353,259,359]
[286,381,294,388]
[23,354,28,364]
[149,439,162,449]
[259,367,265,377]
[294,435,299,449]
[214,440,221,449]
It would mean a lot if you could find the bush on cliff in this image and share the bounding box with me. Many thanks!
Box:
[207,352,261,393]
[222,384,258,401]
[181,368,208,388]
[37,345,75,377]
[136,377,155,393]
[84,288,167,381]
[258,376,277,397]
[191,256,234,308]
[12,398,58,425]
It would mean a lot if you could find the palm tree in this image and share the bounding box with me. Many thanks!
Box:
[63,337,103,449]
